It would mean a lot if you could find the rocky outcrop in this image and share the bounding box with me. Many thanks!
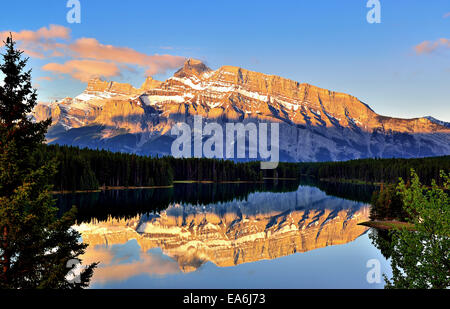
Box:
[140,76,162,91]
[85,77,140,96]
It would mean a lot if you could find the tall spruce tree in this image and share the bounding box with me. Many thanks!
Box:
[0,35,96,288]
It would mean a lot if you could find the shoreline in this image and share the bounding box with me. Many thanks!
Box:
[51,178,299,194]
[51,185,174,195]
[319,178,383,186]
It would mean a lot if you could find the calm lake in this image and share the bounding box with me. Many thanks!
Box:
[56,180,393,289]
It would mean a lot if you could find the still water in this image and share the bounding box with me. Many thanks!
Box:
[56,181,392,289]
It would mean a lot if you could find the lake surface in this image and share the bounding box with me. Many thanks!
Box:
[57,181,393,289]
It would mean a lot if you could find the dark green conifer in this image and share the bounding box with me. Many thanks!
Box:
[0,35,96,288]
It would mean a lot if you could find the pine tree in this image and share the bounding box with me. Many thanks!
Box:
[0,35,96,288]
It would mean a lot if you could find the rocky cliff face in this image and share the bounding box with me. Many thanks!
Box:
[34,59,450,161]
[76,186,371,272]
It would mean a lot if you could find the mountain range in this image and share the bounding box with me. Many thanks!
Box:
[34,59,450,162]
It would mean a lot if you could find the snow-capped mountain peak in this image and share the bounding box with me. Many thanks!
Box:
[34,59,450,161]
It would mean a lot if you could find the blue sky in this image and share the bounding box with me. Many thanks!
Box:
[1,0,449,121]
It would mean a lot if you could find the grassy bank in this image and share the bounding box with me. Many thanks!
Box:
[358,220,415,231]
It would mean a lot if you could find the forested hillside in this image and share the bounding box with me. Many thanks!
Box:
[37,145,300,191]
[34,145,450,192]
[298,156,450,186]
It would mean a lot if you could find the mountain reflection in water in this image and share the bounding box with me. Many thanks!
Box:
[66,183,372,284]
